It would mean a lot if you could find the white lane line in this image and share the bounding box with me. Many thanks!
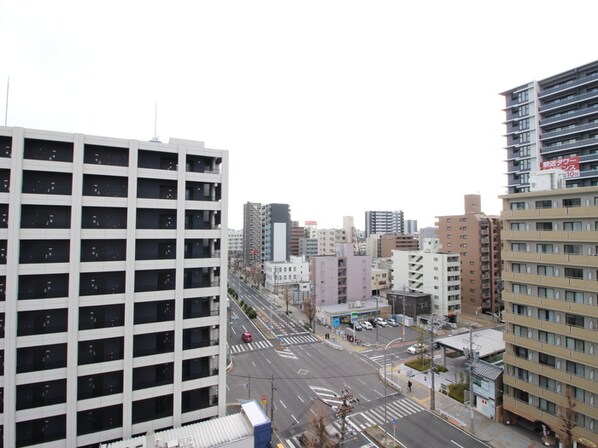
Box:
[450,441,464,448]
[280,400,287,409]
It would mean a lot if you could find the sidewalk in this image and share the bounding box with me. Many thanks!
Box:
[258,286,546,448]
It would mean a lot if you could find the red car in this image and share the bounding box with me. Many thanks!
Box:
[242,331,252,343]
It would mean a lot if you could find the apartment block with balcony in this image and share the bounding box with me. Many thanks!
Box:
[0,126,228,448]
[437,194,502,316]
[500,186,598,445]
[391,239,461,322]
[502,60,598,194]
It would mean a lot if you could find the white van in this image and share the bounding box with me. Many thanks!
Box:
[360,321,373,330]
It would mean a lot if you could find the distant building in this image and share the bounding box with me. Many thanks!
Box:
[365,210,404,237]
[386,290,432,319]
[371,267,391,295]
[298,237,318,260]
[501,59,598,193]
[304,220,318,238]
[243,202,261,267]
[365,233,419,258]
[405,219,418,234]
[290,221,305,256]
[311,243,371,306]
[261,203,290,263]
[436,194,501,316]
[391,239,461,322]
[317,228,345,255]
[418,226,438,248]
[228,228,243,256]
[264,256,310,295]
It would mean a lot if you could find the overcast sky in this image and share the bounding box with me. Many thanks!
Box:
[2,1,597,230]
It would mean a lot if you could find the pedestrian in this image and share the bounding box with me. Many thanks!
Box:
[407,381,412,392]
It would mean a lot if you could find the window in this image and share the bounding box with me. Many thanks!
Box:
[565,291,584,304]
[512,324,528,337]
[535,200,553,209]
[512,263,527,273]
[565,313,584,328]
[563,198,581,208]
[510,202,526,210]
[537,244,554,254]
[512,243,527,252]
[566,337,585,352]
[564,267,583,279]
[539,398,556,415]
[513,304,528,315]
[564,245,582,255]
[510,222,526,230]
[536,222,553,231]
[539,331,555,344]
[513,346,528,358]
[538,309,556,322]
[566,361,585,377]
[539,375,557,392]
[512,284,528,295]
[538,287,555,298]
[537,265,554,276]
[563,221,582,231]
[539,353,556,367]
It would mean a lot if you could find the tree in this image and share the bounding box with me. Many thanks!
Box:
[303,401,335,448]
[303,295,316,330]
[558,385,578,448]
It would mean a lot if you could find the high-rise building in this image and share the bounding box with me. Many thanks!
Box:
[500,186,598,446]
[436,194,502,316]
[290,221,305,257]
[501,60,598,194]
[243,202,261,267]
[0,126,228,447]
[365,210,404,237]
[405,219,418,235]
[261,203,290,263]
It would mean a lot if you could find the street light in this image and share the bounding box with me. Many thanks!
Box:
[384,336,403,438]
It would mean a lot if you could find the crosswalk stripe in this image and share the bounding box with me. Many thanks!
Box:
[360,412,377,426]
[368,408,385,422]
[347,415,366,431]
[285,437,298,448]
[398,399,424,413]
[385,405,407,419]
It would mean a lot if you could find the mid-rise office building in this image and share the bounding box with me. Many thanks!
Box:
[317,228,345,255]
[436,194,502,316]
[365,210,404,237]
[0,126,228,447]
[502,59,598,194]
[500,186,598,446]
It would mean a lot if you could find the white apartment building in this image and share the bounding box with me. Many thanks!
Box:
[0,126,228,447]
[391,238,461,321]
[317,228,345,255]
[263,256,310,293]
[228,228,243,256]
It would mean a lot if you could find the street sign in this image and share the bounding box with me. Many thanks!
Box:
[392,418,398,425]
[332,317,340,327]
[351,312,358,323]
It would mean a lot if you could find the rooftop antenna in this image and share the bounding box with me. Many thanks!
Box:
[4,77,9,126]
[150,101,161,142]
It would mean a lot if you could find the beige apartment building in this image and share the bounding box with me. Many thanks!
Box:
[437,195,501,316]
[501,186,598,446]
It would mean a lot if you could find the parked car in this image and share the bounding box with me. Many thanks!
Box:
[360,321,373,330]
[242,331,253,343]
[407,343,427,355]
[351,322,363,331]
[386,318,398,327]
[375,317,388,327]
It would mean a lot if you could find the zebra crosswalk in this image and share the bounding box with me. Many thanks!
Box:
[278,333,319,346]
[229,340,273,354]
[283,398,424,448]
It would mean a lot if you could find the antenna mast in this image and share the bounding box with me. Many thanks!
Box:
[4,77,9,127]
[151,101,160,142]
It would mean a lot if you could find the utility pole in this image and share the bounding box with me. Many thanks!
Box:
[402,287,407,342]
[429,314,436,411]
[336,386,358,446]
[468,326,475,434]
[270,375,276,429]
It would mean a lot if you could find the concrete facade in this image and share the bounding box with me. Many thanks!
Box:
[365,210,404,237]
[436,194,502,316]
[500,186,598,446]
[0,126,228,447]
[391,239,461,321]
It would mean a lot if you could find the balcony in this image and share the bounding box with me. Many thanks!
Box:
[80,271,125,296]
[83,174,127,197]
[82,206,127,229]
[22,171,72,195]
[78,370,123,399]
[24,138,73,162]
[133,362,174,390]
[135,239,176,260]
[78,337,124,365]
[18,309,68,336]
[79,304,125,330]
[16,379,66,410]
[84,143,128,167]
[17,343,67,373]
[184,297,219,319]
[19,273,69,300]
[133,331,174,357]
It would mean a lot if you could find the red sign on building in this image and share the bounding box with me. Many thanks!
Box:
[541,156,580,178]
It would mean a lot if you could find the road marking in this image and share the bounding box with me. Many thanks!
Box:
[297,394,304,403]
[266,357,271,364]
[280,400,287,409]
[291,414,299,423]
[359,394,370,402]
[450,441,464,448]
[373,389,384,397]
